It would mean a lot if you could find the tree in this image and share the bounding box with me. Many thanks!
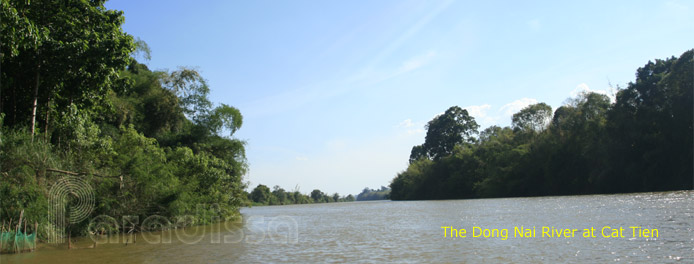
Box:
[607,50,693,191]
[272,185,288,205]
[356,186,390,201]
[0,0,46,117]
[132,37,152,62]
[250,184,271,204]
[162,67,211,122]
[550,106,576,135]
[512,103,552,133]
[479,126,506,142]
[203,104,243,137]
[1,0,134,139]
[310,189,324,203]
[408,144,426,163]
[422,106,479,160]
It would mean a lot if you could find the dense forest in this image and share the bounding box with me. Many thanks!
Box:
[246,184,355,206]
[391,49,693,200]
[1,1,247,239]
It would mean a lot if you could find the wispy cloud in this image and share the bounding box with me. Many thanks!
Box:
[363,0,454,71]
[399,50,437,73]
[465,104,499,128]
[242,48,438,119]
[465,104,491,118]
[239,0,454,119]
[570,83,616,102]
[344,0,453,85]
[397,118,425,135]
[398,119,416,128]
[499,98,538,116]
[350,50,438,85]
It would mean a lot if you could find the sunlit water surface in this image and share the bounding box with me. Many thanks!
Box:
[1,191,692,263]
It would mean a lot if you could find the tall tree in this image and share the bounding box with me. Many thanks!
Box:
[512,103,552,133]
[0,0,134,139]
[607,50,693,191]
[422,106,479,160]
[0,0,46,116]
[162,67,211,122]
[250,184,271,204]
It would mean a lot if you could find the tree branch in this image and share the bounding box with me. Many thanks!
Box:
[46,168,121,179]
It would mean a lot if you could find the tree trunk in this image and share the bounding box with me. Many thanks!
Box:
[31,67,40,141]
[0,31,3,117]
[44,93,51,141]
[0,28,3,118]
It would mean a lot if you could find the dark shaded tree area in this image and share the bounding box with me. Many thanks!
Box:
[391,50,693,200]
[356,186,390,201]
[246,184,354,206]
[0,0,247,239]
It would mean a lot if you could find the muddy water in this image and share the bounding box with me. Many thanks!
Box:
[2,191,692,263]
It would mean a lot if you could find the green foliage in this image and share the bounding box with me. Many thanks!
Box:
[204,104,243,137]
[413,106,479,161]
[356,186,390,201]
[606,50,693,192]
[0,1,248,241]
[1,1,45,57]
[512,103,552,134]
[247,185,354,206]
[1,0,134,132]
[132,37,152,62]
[310,189,323,203]
[162,67,212,122]
[0,130,54,239]
[391,50,693,200]
[249,184,271,205]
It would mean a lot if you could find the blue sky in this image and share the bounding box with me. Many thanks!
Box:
[105,0,693,196]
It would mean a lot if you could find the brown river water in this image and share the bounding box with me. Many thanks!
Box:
[1,191,692,263]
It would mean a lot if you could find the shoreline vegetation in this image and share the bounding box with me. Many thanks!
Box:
[244,184,355,206]
[1,0,247,247]
[242,184,392,206]
[356,186,390,201]
[390,50,693,200]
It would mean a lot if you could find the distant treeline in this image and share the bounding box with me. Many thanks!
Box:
[245,184,355,206]
[390,50,693,200]
[356,186,390,201]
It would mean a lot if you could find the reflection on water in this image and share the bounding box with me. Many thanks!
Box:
[2,191,692,263]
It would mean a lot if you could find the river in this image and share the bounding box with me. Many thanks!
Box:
[1,191,692,263]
